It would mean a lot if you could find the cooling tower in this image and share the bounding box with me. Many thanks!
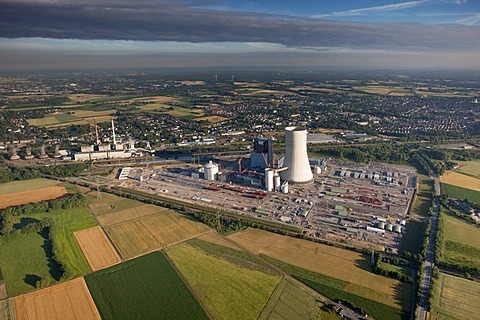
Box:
[280,127,313,183]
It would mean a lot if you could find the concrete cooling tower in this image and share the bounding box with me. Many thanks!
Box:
[280,126,313,183]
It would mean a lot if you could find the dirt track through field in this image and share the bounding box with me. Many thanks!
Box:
[74,226,121,271]
[0,186,66,209]
[14,277,100,320]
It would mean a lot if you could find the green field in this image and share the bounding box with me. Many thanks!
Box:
[86,191,144,216]
[431,273,480,320]
[259,276,339,320]
[457,160,480,178]
[441,183,480,203]
[166,239,281,320]
[440,213,480,275]
[444,213,480,248]
[0,299,16,320]
[0,179,58,195]
[0,207,97,295]
[412,175,434,216]
[85,251,208,320]
[400,219,427,255]
[263,256,408,320]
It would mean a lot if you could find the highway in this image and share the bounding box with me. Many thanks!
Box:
[416,176,440,320]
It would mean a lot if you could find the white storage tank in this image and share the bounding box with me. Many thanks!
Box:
[281,181,289,193]
[204,160,219,181]
[274,173,281,191]
[314,165,322,174]
[265,168,274,191]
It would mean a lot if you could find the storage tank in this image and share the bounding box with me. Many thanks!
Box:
[385,223,393,232]
[265,168,274,192]
[281,181,289,193]
[204,161,219,181]
[280,127,313,183]
[377,222,386,229]
[393,225,402,233]
[314,165,322,174]
[274,173,281,191]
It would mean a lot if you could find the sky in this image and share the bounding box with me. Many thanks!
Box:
[1,0,480,71]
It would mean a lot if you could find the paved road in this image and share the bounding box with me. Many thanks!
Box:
[416,176,440,320]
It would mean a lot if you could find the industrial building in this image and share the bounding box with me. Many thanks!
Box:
[72,119,139,161]
[250,138,273,169]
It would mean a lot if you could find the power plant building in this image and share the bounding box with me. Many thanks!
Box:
[204,160,219,181]
[280,127,313,183]
[250,138,273,169]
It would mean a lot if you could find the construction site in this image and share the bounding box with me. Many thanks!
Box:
[109,127,417,252]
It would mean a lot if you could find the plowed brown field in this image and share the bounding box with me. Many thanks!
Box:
[14,277,100,320]
[0,186,66,209]
[74,226,121,271]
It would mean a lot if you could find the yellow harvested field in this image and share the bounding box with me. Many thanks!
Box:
[130,95,178,103]
[105,210,211,259]
[229,228,403,308]
[14,277,100,320]
[74,226,121,271]
[440,171,480,191]
[0,186,66,209]
[178,80,205,85]
[197,231,241,250]
[194,115,229,123]
[96,204,163,226]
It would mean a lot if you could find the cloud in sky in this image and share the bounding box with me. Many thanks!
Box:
[0,0,479,52]
[313,0,431,18]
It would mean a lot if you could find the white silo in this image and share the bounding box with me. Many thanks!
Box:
[265,168,274,192]
[280,127,313,183]
[281,181,289,193]
[274,173,281,191]
[204,160,219,181]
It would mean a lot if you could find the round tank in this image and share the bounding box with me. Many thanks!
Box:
[204,160,219,181]
[280,127,313,183]
[393,225,402,233]
[281,181,289,193]
[378,222,386,229]
[314,165,321,174]
[265,168,274,191]
[385,223,393,232]
[274,173,281,191]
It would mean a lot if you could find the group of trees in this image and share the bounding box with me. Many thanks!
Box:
[373,253,412,282]
[0,193,87,237]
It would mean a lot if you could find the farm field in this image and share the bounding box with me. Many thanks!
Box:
[74,226,121,271]
[105,207,210,259]
[444,213,480,248]
[431,273,480,320]
[441,183,480,203]
[95,204,161,226]
[265,256,405,320]
[194,115,229,123]
[259,276,338,320]
[0,186,66,209]
[0,207,97,295]
[86,191,144,216]
[229,228,410,317]
[440,213,480,275]
[166,239,281,320]
[196,231,240,250]
[14,277,100,320]
[0,299,16,320]
[440,171,480,191]
[0,231,62,296]
[85,251,207,320]
[0,179,58,195]
[456,160,480,178]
